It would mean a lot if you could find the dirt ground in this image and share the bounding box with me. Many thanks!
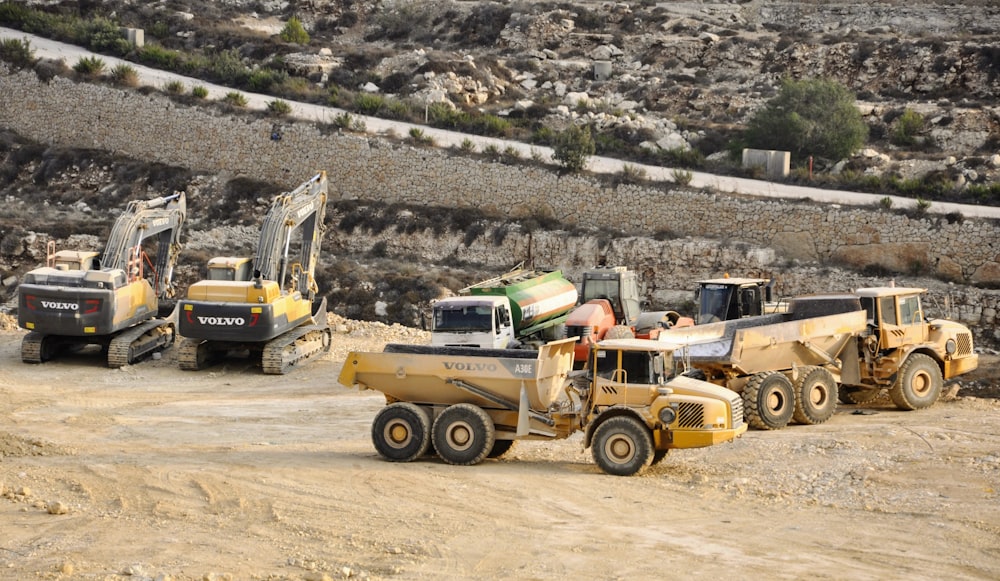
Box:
[2,321,999,581]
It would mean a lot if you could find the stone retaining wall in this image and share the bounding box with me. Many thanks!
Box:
[2,67,1000,339]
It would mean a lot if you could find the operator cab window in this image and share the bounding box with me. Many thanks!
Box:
[898,295,922,325]
[879,297,897,326]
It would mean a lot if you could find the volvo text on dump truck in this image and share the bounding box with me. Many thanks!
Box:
[339,338,746,476]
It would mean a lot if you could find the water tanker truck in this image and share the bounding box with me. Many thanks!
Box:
[430,265,578,349]
[338,337,747,476]
[659,288,978,430]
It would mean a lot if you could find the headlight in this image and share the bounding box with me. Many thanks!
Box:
[658,406,676,425]
[945,339,956,355]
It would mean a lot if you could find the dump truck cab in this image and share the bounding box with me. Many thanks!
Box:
[853,287,978,383]
[696,277,782,324]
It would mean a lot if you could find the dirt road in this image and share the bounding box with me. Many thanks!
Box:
[2,325,999,581]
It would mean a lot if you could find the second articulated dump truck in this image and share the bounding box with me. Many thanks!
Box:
[338,338,746,476]
[659,287,979,430]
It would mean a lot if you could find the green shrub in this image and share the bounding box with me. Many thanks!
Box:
[223,91,248,107]
[501,146,521,164]
[191,85,209,99]
[744,78,867,162]
[879,196,893,210]
[408,127,434,145]
[353,93,385,115]
[267,99,292,116]
[85,18,131,56]
[671,168,694,186]
[73,55,105,77]
[891,109,924,147]
[280,17,310,44]
[163,80,185,94]
[247,67,287,92]
[552,125,595,172]
[110,63,139,87]
[137,44,181,70]
[332,112,354,129]
[209,49,248,85]
[914,197,932,216]
[0,37,34,69]
[618,163,647,184]
[482,143,501,160]
[459,138,476,153]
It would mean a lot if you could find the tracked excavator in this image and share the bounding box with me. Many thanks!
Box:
[17,193,187,367]
[176,172,332,374]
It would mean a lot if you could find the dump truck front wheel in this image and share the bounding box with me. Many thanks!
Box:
[371,402,431,462]
[889,353,943,411]
[591,416,654,476]
[432,404,496,466]
[792,366,838,425]
[743,371,795,430]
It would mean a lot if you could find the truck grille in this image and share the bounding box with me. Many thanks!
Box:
[676,402,705,429]
[730,394,745,429]
[564,325,591,342]
[957,333,973,356]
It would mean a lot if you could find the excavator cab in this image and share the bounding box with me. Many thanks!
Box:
[206,257,254,282]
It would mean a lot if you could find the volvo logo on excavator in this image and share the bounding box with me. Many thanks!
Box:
[196,316,246,326]
[185,310,259,327]
[40,300,78,311]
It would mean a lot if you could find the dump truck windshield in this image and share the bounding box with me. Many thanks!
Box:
[699,284,735,323]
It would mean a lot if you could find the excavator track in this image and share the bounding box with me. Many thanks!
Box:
[106,318,175,368]
[178,337,212,371]
[21,331,48,363]
[261,322,333,375]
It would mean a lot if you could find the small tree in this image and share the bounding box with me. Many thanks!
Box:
[280,17,310,45]
[0,37,34,69]
[891,109,924,147]
[552,124,595,172]
[743,78,867,163]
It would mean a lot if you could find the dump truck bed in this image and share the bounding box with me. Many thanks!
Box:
[659,295,868,376]
[339,338,576,411]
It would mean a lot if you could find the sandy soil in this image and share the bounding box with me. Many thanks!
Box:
[2,325,999,581]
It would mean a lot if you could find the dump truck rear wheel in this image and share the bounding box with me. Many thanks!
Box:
[839,387,882,405]
[487,439,515,459]
[432,404,495,466]
[743,371,795,430]
[889,353,943,411]
[591,416,654,476]
[792,366,838,425]
[371,402,431,462]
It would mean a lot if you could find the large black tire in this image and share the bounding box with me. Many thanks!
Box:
[889,353,943,411]
[839,386,882,405]
[591,416,654,476]
[432,404,496,466]
[370,402,431,462]
[487,439,515,459]
[792,366,838,425]
[742,371,795,430]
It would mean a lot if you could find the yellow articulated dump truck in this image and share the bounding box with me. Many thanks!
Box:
[659,288,978,430]
[338,337,746,476]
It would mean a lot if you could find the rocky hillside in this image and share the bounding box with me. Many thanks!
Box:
[159,1,1000,177]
